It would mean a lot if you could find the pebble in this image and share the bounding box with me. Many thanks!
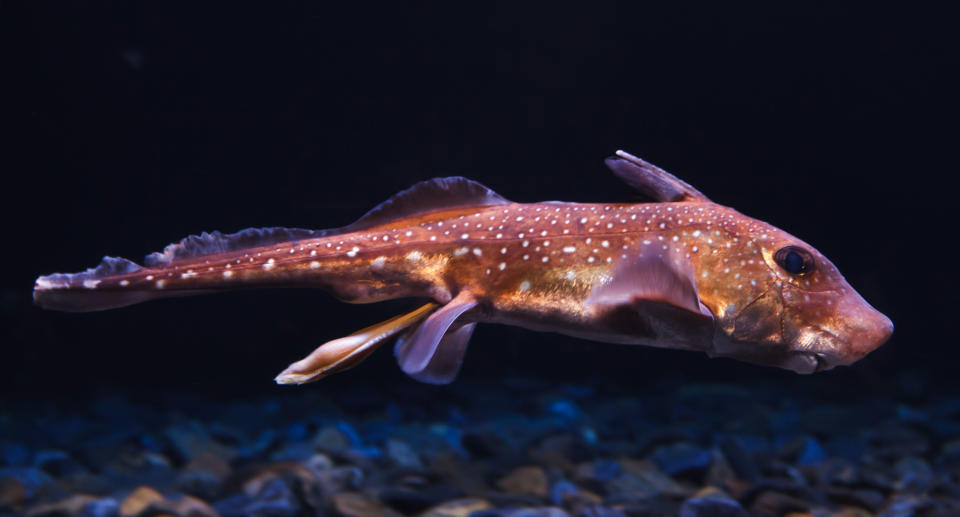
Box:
[175,451,232,500]
[143,494,218,517]
[679,495,747,517]
[618,458,689,497]
[650,443,713,475]
[496,466,549,498]
[331,491,402,517]
[23,495,99,517]
[119,486,164,517]
[244,478,301,517]
[164,422,234,463]
[314,426,352,454]
[79,497,120,517]
[385,439,423,469]
[420,497,493,517]
[0,475,26,510]
[549,480,578,505]
[893,456,934,492]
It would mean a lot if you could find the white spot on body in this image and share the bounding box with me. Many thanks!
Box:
[83,279,100,289]
[407,251,423,261]
[264,258,276,270]
[518,280,531,292]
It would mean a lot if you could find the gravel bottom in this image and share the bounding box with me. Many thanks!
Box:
[1,376,957,517]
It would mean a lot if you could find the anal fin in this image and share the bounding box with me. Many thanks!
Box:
[275,302,438,385]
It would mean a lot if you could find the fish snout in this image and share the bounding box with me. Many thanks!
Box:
[830,294,894,366]
[781,288,893,372]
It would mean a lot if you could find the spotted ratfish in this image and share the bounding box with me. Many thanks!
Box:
[33,151,893,384]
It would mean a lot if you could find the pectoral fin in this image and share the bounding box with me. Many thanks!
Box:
[394,291,478,383]
[586,251,714,350]
[274,302,438,385]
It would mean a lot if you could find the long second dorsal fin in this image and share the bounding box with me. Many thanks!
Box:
[604,150,710,203]
[142,177,508,267]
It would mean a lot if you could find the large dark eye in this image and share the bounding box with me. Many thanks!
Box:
[774,246,814,275]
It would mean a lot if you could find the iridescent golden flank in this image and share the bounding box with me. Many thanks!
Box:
[33,151,892,384]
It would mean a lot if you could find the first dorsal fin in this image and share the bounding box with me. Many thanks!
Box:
[604,150,710,203]
[347,176,510,230]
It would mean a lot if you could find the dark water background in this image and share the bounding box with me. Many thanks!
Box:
[2,3,950,399]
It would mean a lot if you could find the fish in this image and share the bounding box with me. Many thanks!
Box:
[33,150,893,384]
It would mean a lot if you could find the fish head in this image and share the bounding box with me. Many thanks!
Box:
[702,217,893,373]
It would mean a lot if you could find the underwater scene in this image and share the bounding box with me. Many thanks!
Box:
[3,3,950,517]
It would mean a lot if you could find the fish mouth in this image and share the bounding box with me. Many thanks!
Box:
[783,325,847,373]
[780,352,825,374]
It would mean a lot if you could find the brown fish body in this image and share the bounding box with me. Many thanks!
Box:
[34,151,893,383]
